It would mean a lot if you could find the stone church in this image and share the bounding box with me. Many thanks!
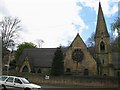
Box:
[64,33,97,76]
[16,2,120,77]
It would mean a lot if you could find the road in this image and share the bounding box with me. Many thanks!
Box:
[42,86,119,90]
[5,85,120,90]
[42,88,119,90]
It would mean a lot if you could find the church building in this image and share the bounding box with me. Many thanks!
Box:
[64,33,97,76]
[16,2,119,77]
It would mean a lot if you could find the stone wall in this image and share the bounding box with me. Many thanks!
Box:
[7,71,119,88]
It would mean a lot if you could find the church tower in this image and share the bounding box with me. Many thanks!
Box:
[94,2,114,76]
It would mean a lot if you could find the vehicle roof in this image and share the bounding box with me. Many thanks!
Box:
[0,75,26,79]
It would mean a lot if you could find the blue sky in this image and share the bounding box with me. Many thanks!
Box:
[0,0,119,48]
[77,4,96,42]
[77,1,118,43]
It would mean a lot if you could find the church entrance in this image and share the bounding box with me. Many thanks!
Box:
[22,65,29,72]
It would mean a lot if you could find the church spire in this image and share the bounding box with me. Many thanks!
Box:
[94,2,114,76]
[95,2,109,38]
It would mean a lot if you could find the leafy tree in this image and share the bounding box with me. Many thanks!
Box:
[15,42,37,61]
[51,47,64,76]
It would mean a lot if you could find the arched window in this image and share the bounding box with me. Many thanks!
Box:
[66,68,71,72]
[22,65,29,72]
[100,41,105,51]
[84,69,89,76]
[102,59,104,64]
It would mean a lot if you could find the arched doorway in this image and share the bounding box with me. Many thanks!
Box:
[22,65,29,72]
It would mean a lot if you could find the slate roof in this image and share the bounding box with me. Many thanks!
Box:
[17,48,67,69]
[17,45,120,71]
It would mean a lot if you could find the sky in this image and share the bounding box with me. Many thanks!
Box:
[0,0,119,48]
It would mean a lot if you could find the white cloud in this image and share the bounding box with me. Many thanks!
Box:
[77,0,118,17]
[77,0,99,12]
[1,0,117,48]
[100,0,118,17]
[0,0,10,18]
[2,0,88,48]
[111,5,118,16]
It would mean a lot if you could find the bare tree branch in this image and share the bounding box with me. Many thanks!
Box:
[111,17,120,36]
[86,32,95,47]
[0,16,22,49]
[36,39,44,48]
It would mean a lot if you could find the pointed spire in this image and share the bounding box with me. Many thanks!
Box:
[95,2,109,38]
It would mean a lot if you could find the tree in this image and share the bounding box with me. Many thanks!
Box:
[51,47,64,76]
[111,17,120,49]
[0,16,21,48]
[36,39,44,48]
[0,17,21,73]
[15,42,37,61]
[86,32,95,47]
[111,17,120,36]
[111,37,120,52]
[0,17,21,57]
